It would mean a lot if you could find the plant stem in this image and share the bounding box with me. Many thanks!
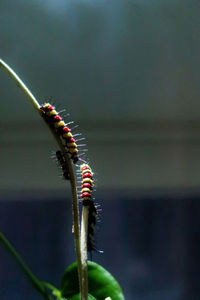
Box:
[0,232,52,300]
[81,206,89,299]
[55,138,83,297]
[0,59,40,110]
[0,58,84,298]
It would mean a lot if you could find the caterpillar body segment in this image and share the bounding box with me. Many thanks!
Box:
[40,103,79,163]
[55,150,70,180]
[80,163,102,254]
[80,163,94,206]
[87,202,98,252]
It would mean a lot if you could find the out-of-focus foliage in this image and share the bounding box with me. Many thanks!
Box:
[61,261,125,300]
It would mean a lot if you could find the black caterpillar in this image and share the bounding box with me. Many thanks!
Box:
[55,150,70,180]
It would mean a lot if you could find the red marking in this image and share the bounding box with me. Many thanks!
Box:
[82,173,92,179]
[69,138,75,143]
[54,115,62,121]
[82,192,91,198]
[81,165,89,171]
[48,105,54,110]
[82,183,91,188]
[63,127,71,133]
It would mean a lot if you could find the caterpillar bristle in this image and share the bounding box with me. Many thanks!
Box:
[79,157,87,163]
[80,163,102,254]
[50,153,57,159]
[70,125,79,130]
[76,138,86,142]
[78,153,87,158]
[55,150,70,180]
[40,103,80,164]
[66,121,74,126]
[57,109,66,114]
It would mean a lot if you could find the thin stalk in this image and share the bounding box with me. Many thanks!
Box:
[0,59,40,109]
[0,232,52,300]
[42,282,62,299]
[0,59,84,298]
[54,135,83,295]
[81,206,89,299]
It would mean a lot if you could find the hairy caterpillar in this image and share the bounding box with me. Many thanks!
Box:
[80,163,94,206]
[55,150,70,180]
[80,163,102,253]
[40,103,79,163]
[87,202,100,252]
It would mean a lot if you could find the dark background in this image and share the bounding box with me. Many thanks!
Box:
[1,0,200,299]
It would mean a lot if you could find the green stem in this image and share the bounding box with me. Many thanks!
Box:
[0,59,40,109]
[0,58,83,297]
[0,232,52,300]
[53,134,83,296]
[42,282,62,299]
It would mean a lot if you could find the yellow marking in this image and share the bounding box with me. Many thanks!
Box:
[80,164,94,180]
[82,178,93,185]
[81,188,91,193]
[67,142,77,148]
[63,132,73,138]
[82,197,91,201]
[80,163,88,168]
[46,110,57,116]
[54,121,65,128]
[71,148,78,154]
[80,164,90,171]
[82,168,91,174]
[43,103,50,108]
[68,148,78,154]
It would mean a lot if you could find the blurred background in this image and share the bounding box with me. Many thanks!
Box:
[0,0,200,299]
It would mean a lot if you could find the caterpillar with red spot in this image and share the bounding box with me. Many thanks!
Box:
[40,103,79,163]
[80,163,103,253]
[80,163,94,206]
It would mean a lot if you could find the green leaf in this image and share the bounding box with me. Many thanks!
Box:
[68,293,97,300]
[61,261,125,300]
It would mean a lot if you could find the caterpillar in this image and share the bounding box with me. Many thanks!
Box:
[87,202,99,252]
[55,150,70,180]
[80,163,102,253]
[80,163,94,206]
[40,103,79,163]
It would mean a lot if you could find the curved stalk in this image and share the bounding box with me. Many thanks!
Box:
[0,232,52,300]
[52,134,83,295]
[0,59,40,109]
[0,58,85,298]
